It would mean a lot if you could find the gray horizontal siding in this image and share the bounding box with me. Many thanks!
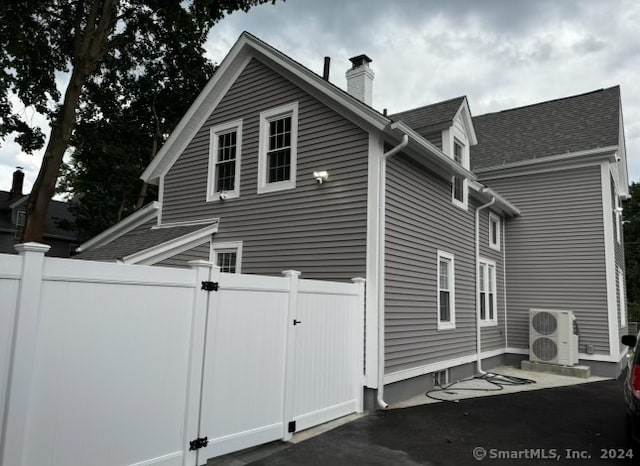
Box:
[162,57,369,281]
[484,165,609,354]
[385,154,506,374]
[423,131,443,150]
[155,241,210,268]
[0,231,16,254]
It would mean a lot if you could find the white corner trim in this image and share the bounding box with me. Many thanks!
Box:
[210,241,243,273]
[206,119,243,202]
[601,162,620,359]
[257,101,299,194]
[76,202,159,253]
[365,132,383,388]
[122,223,218,265]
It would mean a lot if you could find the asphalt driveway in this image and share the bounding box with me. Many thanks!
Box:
[243,379,630,466]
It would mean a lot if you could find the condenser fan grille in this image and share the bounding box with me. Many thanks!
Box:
[532,312,558,335]
[532,337,558,361]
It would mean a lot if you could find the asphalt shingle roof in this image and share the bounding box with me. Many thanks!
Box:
[389,96,466,133]
[0,190,77,239]
[74,222,216,261]
[471,86,621,171]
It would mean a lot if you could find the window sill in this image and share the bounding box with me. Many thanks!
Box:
[451,198,468,211]
[206,191,239,202]
[258,181,296,194]
[480,321,498,328]
[437,323,456,331]
[489,243,501,252]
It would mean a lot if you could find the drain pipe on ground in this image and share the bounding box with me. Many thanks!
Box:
[377,133,409,409]
[475,192,495,375]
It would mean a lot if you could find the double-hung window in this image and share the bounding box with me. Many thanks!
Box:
[207,120,242,201]
[211,241,243,274]
[479,259,497,325]
[16,210,25,227]
[258,102,299,194]
[437,251,455,330]
[451,139,468,209]
[489,213,501,251]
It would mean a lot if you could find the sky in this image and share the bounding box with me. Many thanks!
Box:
[1,0,639,195]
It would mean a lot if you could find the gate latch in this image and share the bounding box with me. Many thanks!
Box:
[201,281,219,292]
[189,436,208,451]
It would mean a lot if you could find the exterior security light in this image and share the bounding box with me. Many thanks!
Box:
[219,191,229,200]
[313,171,329,184]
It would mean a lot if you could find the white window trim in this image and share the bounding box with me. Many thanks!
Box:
[15,210,26,227]
[210,241,243,274]
[478,258,498,327]
[489,212,501,251]
[447,136,468,210]
[618,266,626,326]
[207,119,243,202]
[437,250,456,331]
[257,101,299,194]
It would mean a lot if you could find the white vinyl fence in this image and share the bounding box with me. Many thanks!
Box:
[0,244,364,466]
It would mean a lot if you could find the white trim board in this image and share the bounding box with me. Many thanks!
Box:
[122,223,218,265]
[601,162,620,359]
[76,202,159,253]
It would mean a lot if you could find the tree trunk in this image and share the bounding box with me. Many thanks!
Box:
[22,0,118,243]
[22,69,88,242]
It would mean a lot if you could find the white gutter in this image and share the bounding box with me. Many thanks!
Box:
[377,134,409,409]
[475,193,495,374]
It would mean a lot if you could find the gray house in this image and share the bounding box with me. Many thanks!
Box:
[75,32,629,405]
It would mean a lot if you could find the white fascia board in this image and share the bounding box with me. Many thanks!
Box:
[618,107,630,198]
[455,97,478,146]
[76,202,159,253]
[122,222,218,266]
[141,32,390,185]
[387,121,477,180]
[8,196,28,210]
[468,180,520,217]
[474,146,618,177]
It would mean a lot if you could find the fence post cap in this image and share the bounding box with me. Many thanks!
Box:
[14,242,51,254]
[281,270,301,277]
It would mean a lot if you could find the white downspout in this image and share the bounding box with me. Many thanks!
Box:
[377,134,408,409]
[475,194,495,374]
[502,218,508,351]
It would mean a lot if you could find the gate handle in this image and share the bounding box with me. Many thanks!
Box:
[293,319,301,325]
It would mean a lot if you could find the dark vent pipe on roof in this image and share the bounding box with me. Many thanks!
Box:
[323,57,330,81]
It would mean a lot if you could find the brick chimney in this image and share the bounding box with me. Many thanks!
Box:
[9,167,24,199]
[346,54,374,106]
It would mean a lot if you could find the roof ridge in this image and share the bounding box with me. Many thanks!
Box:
[390,95,466,117]
[474,85,620,118]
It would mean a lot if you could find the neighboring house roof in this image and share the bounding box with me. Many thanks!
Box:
[0,191,78,240]
[471,86,621,171]
[389,96,466,132]
[74,221,218,264]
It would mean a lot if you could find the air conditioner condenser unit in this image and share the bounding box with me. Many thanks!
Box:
[529,309,579,366]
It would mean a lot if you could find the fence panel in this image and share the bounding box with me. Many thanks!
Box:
[198,272,290,461]
[290,279,364,431]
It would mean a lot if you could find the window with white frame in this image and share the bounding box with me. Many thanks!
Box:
[211,241,243,274]
[437,251,455,330]
[16,210,25,227]
[618,266,626,326]
[258,102,298,194]
[207,120,242,201]
[489,212,501,251]
[451,140,467,209]
[479,259,497,325]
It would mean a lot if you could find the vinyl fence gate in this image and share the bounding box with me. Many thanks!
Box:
[0,247,364,466]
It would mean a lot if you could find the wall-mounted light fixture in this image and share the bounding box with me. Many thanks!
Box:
[219,191,229,201]
[614,207,623,214]
[313,171,329,184]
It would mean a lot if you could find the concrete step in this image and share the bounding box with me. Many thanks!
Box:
[521,360,591,378]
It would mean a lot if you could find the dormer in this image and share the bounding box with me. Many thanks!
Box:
[441,98,477,210]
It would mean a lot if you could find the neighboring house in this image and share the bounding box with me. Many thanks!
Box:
[0,168,79,257]
[75,32,630,406]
